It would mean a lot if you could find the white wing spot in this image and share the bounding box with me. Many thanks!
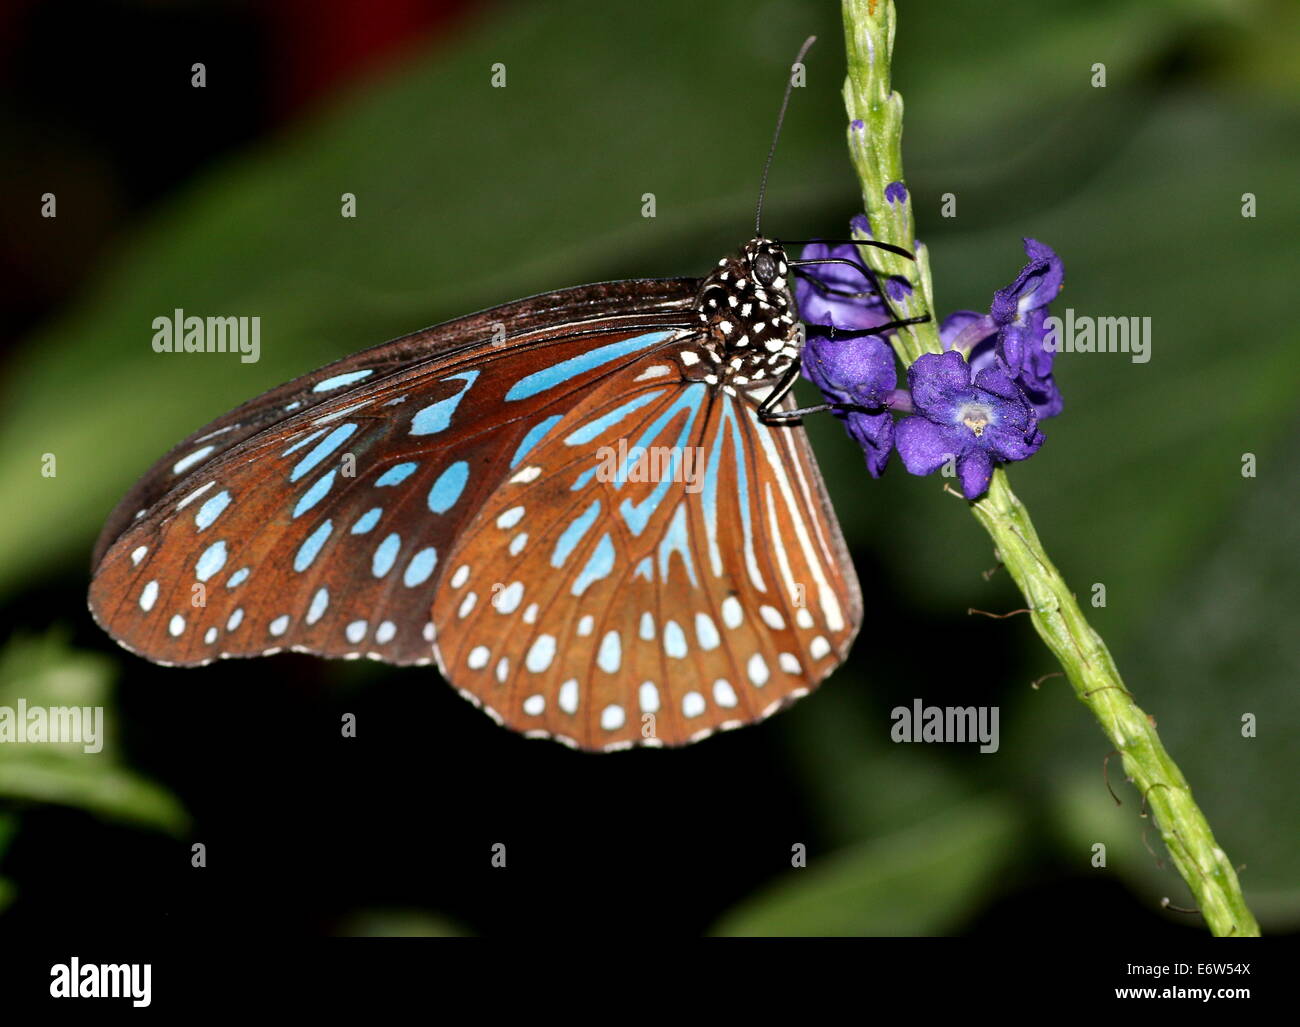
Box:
[497,506,525,530]
[525,634,556,673]
[639,682,660,714]
[713,679,738,708]
[600,704,625,731]
[495,581,524,614]
[559,679,579,714]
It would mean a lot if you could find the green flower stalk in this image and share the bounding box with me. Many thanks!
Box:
[832,0,1259,938]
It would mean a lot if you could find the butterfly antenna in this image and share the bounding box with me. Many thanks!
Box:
[755,34,817,238]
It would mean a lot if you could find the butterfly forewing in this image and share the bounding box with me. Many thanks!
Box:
[89,291,698,667]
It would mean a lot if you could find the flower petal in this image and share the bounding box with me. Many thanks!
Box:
[844,410,896,477]
[895,415,963,477]
[907,351,971,416]
[802,332,896,408]
[957,448,994,499]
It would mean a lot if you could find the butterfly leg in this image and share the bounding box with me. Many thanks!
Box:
[754,365,828,424]
[754,314,934,425]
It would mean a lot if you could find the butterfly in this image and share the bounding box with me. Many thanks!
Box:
[87,38,921,752]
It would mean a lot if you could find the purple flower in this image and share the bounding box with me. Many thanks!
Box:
[895,351,1044,499]
[794,240,891,332]
[942,238,1065,419]
[802,331,897,477]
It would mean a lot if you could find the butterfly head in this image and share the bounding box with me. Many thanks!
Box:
[696,238,801,383]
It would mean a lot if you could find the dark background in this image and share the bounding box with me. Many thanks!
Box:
[0,0,1296,937]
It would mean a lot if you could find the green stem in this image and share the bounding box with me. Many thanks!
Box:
[839,0,1259,937]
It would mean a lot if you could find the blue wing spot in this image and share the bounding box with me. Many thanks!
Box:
[375,462,418,486]
[512,415,563,467]
[294,519,334,572]
[226,567,250,589]
[294,469,336,519]
[290,424,358,483]
[551,500,601,568]
[195,490,232,530]
[564,390,664,446]
[618,384,706,534]
[427,461,469,514]
[410,371,479,435]
[597,631,622,673]
[656,503,698,587]
[571,466,598,491]
[351,507,382,534]
[282,428,327,456]
[663,620,688,659]
[403,547,438,587]
[505,331,673,401]
[195,541,228,582]
[313,369,373,392]
[372,533,401,578]
[571,532,615,596]
[695,612,720,651]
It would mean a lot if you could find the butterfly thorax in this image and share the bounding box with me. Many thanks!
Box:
[694,238,800,388]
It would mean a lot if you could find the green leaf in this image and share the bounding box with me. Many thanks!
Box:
[711,796,1019,936]
[335,909,468,937]
[0,634,188,833]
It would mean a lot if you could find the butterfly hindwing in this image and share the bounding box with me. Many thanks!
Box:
[430,339,862,749]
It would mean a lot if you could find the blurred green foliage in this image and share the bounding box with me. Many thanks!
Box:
[0,634,187,833]
[0,0,1296,933]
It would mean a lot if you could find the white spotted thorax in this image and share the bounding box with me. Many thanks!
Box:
[693,238,800,390]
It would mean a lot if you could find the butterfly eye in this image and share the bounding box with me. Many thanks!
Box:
[753,252,777,285]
